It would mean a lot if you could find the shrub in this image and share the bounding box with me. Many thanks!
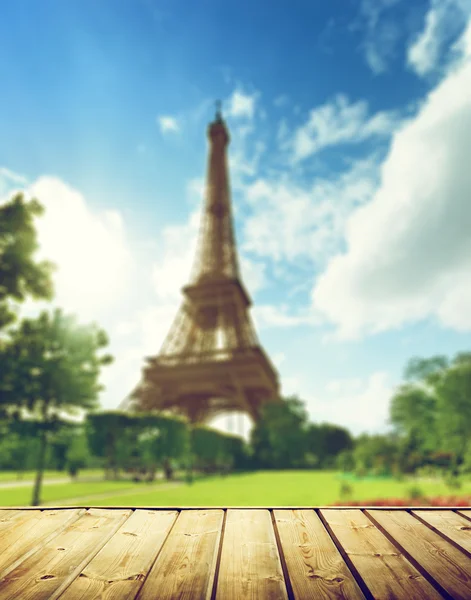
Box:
[339,482,353,500]
[444,474,462,490]
[330,496,471,507]
[354,466,367,479]
[407,485,424,500]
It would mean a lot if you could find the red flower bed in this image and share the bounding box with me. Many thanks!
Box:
[331,496,471,507]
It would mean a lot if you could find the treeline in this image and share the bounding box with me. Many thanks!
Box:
[250,356,471,482]
[0,411,249,482]
[87,412,248,480]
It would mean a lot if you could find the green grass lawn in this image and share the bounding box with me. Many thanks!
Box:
[0,479,140,506]
[1,470,469,507]
[75,471,470,506]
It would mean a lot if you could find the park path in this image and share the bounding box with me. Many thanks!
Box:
[41,480,184,505]
[0,476,104,489]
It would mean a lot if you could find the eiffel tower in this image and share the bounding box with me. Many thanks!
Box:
[123,104,280,424]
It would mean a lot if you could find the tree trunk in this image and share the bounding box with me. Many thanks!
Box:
[186,424,194,484]
[163,458,173,481]
[31,426,48,506]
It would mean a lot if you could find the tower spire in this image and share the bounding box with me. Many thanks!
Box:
[188,104,240,285]
[215,99,223,120]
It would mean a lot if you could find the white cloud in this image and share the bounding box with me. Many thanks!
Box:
[407,0,471,76]
[273,95,289,107]
[186,177,205,206]
[28,177,132,321]
[253,305,320,330]
[151,211,200,301]
[272,352,286,368]
[115,320,138,336]
[0,167,29,198]
[452,18,471,58]
[277,369,393,434]
[292,94,398,161]
[239,255,267,296]
[313,52,471,339]
[227,90,257,120]
[0,167,28,186]
[463,19,471,55]
[243,157,378,265]
[407,6,443,75]
[318,372,393,433]
[356,0,403,74]
[157,115,180,134]
[364,21,401,74]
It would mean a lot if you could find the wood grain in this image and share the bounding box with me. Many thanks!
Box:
[367,509,471,600]
[216,509,287,600]
[274,509,365,599]
[137,509,223,600]
[58,509,178,600]
[321,509,442,599]
[0,509,38,537]
[412,509,471,554]
[0,508,131,600]
[0,508,84,579]
[0,510,21,525]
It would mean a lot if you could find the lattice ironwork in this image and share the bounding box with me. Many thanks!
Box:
[123,108,280,423]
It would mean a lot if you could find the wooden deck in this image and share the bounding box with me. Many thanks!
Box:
[0,507,470,599]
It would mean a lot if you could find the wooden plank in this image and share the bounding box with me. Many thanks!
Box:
[274,509,365,599]
[59,509,178,600]
[0,509,20,522]
[320,509,442,600]
[137,509,223,600]
[457,510,471,520]
[0,509,38,536]
[0,508,85,579]
[0,508,131,600]
[367,509,471,600]
[216,509,287,600]
[412,510,471,554]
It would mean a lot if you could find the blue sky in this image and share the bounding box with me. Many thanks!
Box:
[1,0,471,436]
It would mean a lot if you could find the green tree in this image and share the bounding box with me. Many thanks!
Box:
[336,450,355,473]
[0,308,113,505]
[389,384,438,454]
[391,352,471,478]
[0,193,55,331]
[306,423,353,468]
[434,353,471,475]
[66,432,90,479]
[251,396,308,469]
[404,355,449,386]
[352,434,398,476]
[134,413,189,481]
[86,411,132,479]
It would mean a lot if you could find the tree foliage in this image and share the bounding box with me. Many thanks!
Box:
[0,193,55,330]
[390,351,471,477]
[0,308,113,504]
[251,396,308,469]
[306,422,353,468]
